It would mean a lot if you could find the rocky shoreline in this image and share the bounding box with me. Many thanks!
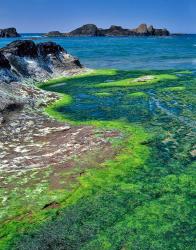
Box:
[44,23,170,37]
[0,40,118,173]
[0,40,84,123]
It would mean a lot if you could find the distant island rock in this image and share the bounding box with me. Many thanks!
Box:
[44,23,170,37]
[45,31,65,37]
[0,27,20,38]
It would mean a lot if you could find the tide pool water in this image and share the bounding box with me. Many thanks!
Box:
[0,34,196,70]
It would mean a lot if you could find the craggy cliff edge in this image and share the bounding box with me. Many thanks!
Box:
[45,23,170,37]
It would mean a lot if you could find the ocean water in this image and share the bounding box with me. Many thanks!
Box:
[0,34,196,70]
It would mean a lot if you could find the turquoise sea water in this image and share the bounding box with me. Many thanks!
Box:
[0,34,196,70]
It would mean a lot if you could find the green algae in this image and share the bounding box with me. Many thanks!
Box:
[94,92,112,97]
[161,86,186,92]
[94,73,177,88]
[128,91,148,98]
[2,69,196,250]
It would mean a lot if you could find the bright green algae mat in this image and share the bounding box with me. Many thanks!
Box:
[2,69,196,250]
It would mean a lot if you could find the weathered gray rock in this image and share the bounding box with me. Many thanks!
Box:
[0,27,20,38]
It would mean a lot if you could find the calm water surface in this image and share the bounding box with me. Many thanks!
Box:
[0,34,196,70]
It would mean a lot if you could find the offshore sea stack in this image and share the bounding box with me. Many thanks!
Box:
[0,27,20,38]
[44,23,170,37]
[132,24,170,36]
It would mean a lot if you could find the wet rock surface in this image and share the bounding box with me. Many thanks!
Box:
[0,40,118,175]
[0,107,118,172]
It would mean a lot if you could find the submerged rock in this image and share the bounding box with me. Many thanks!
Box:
[0,27,20,38]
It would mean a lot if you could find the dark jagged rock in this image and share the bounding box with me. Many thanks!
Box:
[0,28,20,38]
[0,52,11,69]
[1,40,38,57]
[0,40,84,124]
[37,42,65,56]
[0,40,83,83]
[153,28,170,36]
[44,31,65,37]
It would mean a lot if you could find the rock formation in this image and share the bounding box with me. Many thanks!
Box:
[132,23,170,36]
[0,27,20,38]
[0,40,82,83]
[44,31,65,37]
[0,40,83,124]
[68,24,102,37]
[100,25,132,36]
[44,23,170,37]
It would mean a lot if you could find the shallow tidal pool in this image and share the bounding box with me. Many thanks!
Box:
[1,69,196,250]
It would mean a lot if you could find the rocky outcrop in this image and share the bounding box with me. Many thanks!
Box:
[0,40,84,124]
[100,25,132,36]
[132,24,170,36]
[0,40,82,83]
[44,31,65,37]
[0,27,20,38]
[67,24,102,37]
[44,23,170,37]
[0,40,117,177]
